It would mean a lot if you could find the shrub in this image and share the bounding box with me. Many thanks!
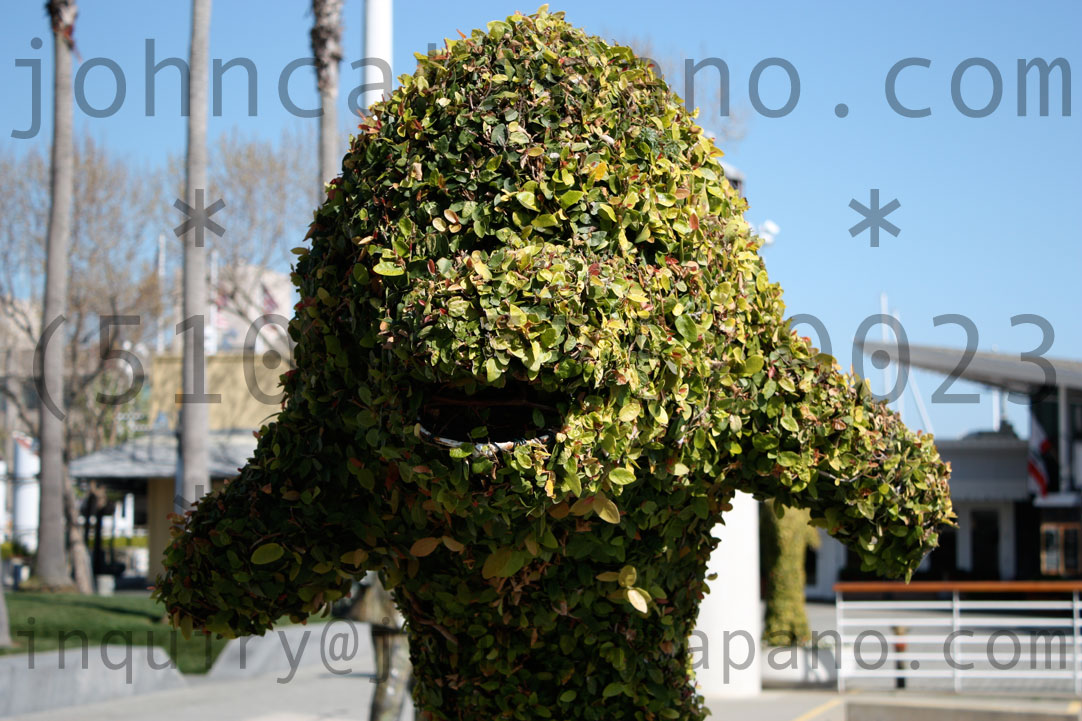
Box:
[155,8,952,720]
[761,501,820,646]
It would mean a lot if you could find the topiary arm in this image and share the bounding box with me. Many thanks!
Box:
[718,260,953,579]
[151,404,384,638]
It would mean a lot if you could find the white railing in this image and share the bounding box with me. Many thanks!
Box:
[834,581,1082,695]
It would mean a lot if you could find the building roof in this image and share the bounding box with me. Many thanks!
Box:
[69,430,257,481]
[860,341,1082,394]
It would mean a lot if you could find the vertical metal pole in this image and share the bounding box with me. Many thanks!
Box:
[156,233,166,354]
[836,590,845,693]
[362,0,394,112]
[1058,385,1072,492]
[1073,591,1080,696]
[952,590,961,693]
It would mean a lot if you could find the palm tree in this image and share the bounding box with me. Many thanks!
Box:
[0,584,10,647]
[36,0,78,589]
[1,353,11,642]
[311,0,344,189]
[179,0,211,508]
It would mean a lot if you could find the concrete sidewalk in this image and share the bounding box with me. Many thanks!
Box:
[5,665,411,721]
[6,671,1079,721]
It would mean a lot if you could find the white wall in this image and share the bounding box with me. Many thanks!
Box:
[693,492,761,698]
[108,493,136,538]
[11,434,39,553]
[0,460,7,545]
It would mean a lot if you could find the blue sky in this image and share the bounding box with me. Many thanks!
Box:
[2,1,1079,440]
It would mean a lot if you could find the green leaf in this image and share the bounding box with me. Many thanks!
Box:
[617,565,637,588]
[339,548,369,566]
[485,357,501,383]
[251,543,284,565]
[675,315,697,341]
[619,401,641,422]
[595,495,620,524]
[533,213,558,228]
[608,468,636,485]
[442,536,466,552]
[602,681,625,698]
[482,548,514,579]
[741,354,765,375]
[777,451,800,467]
[627,587,649,613]
[373,261,404,277]
[558,190,584,208]
[516,191,538,210]
[448,444,474,459]
[410,537,441,557]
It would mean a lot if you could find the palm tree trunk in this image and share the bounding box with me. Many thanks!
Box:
[179,0,212,509]
[37,0,78,589]
[0,589,11,648]
[63,470,93,593]
[311,0,344,189]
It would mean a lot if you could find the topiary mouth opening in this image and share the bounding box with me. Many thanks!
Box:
[417,379,564,445]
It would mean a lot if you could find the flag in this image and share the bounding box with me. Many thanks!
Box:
[261,283,279,314]
[215,286,229,328]
[1028,412,1053,497]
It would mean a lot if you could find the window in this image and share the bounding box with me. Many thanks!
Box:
[804,545,817,586]
[1041,522,1082,576]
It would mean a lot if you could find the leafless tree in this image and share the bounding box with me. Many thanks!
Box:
[0,139,160,455]
[0,136,160,594]
[0,577,10,647]
[616,35,746,146]
[157,125,316,360]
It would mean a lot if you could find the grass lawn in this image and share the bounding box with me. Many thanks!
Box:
[1,591,227,674]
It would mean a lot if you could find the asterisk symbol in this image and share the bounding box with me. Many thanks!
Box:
[849,189,900,247]
[174,189,225,247]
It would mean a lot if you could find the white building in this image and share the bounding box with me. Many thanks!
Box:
[807,344,1082,596]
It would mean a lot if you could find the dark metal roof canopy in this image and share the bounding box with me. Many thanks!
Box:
[860,341,1082,394]
[69,430,257,481]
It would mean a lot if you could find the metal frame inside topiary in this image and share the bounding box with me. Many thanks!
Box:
[155,8,953,720]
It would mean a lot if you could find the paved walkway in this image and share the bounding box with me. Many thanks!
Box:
[7,670,1079,721]
[4,601,1077,720]
[5,666,408,721]
[5,675,842,721]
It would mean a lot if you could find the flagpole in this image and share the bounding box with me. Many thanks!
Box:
[363,0,393,112]
[207,249,218,356]
[156,233,166,354]
[1058,384,1071,492]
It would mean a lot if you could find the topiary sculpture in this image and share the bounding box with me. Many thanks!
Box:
[154,8,952,720]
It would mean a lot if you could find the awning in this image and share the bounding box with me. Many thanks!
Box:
[860,341,1082,394]
[69,430,257,481]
